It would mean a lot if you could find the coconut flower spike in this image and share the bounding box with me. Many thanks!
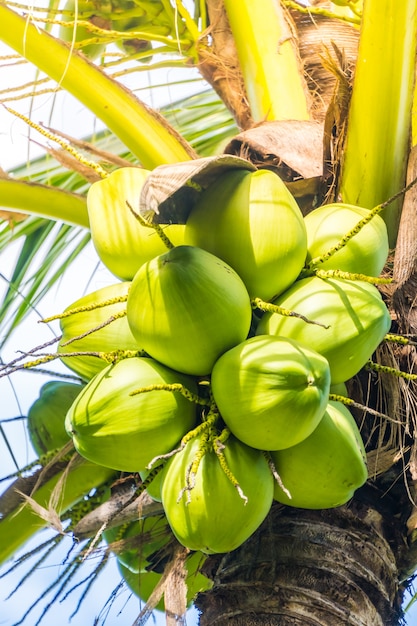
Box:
[213,429,248,504]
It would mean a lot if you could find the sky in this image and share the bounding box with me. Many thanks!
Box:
[1,2,417,625]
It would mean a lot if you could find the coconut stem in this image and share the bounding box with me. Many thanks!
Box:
[0,336,60,373]
[41,296,129,323]
[314,269,392,285]
[365,360,417,381]
[59,311,128,347]
[4,105,108,179]
[329,393,403,425]
[182,409,219,446]
[126,200,174,250]
[251,298,329,329]
[129,383,210,406]
[141,463,166,491]
[264,452,291,500]
[213,430,248,504]
[384,333,415,346]
[146,406,219,470]
[178,430,211,504]
[0,349,144,378]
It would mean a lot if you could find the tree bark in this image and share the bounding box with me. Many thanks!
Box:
[196,486,407,625]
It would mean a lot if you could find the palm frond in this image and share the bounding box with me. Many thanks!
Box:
[0,222,91,346]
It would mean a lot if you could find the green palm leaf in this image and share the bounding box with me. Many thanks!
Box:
[0,221,90,346]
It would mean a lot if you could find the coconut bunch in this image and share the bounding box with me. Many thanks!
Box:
[37,163,392,559]
[58,0,189,61]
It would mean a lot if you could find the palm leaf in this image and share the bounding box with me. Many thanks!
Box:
[0,223,90,346]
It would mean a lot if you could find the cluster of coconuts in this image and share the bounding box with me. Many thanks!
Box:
[59,0,168,61]
[46,164,391,560]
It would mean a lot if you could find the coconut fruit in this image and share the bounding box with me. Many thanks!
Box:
[59,0,108,60]
[304,203,389,276]
[65,356,198,472]
[117,550,212,609]
[58,282,140,381]
[184,169,307,300]
[126,245,252,376]
[139,463,164,502]
[118,562,165,611]
[28,381,83,455]
[161,434,273,554]
[87,167,185,280]
[103,515,171,574]
[211,335,330,450]
[256,276,391,383]
[271,401,368,509]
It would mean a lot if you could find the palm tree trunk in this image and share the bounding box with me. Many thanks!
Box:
[196,486,407,625]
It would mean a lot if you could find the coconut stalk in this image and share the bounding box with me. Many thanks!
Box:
[339,0,417,245]
[412,65,417,148]
[222,0,311,122]
[0,4,195,169]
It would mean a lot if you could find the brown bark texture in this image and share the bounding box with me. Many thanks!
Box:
[196,491,407,626]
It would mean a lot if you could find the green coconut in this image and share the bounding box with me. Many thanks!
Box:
[161,434,273,554]
[65,356,198,472]
[112,7,154,61]
[271,401,368,509]
[59,0,108,60]
[211,335,330,450]
[126,245,252,376]
[117,550,212,609]
[256,276,391,383]
[329,381,348,396]
[184,168,307,300]
[87,167,185,280]
[304,203,389,276]
[28,381,84,456]
[58,281,140,381]
[139,463,164,502]
[103,515,171,573]
[118,561,165,611]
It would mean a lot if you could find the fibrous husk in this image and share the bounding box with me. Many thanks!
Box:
[289,4,359,122]
[224,120,323,182]
[197,0,252,130]
[224,120,323,214]
[392,144,417,333]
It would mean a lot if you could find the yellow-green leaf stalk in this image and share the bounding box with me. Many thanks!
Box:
[339,0,417,245]
[222,0,310,122]
[0,457,115,565]
[412,64,417,148]
[0,4,195,168]
[0,178,89,227]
